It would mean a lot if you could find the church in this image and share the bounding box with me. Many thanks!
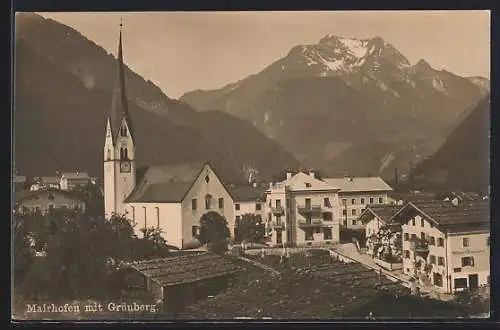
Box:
[103,28,242,249]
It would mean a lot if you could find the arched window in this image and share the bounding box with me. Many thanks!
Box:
[121,125,128,137]
[107,149,111,160]
[155,207,160,228]
[124,148,128,160]
[120,148,124,159]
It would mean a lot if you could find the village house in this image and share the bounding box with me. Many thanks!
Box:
[323,176,393,228]
[60,172,91,191]
[390,200,490,293]
[228,185,266,238]
[358,204,402,239]
[265,171,340,247]
[15,188,87,215]
[120,252,243,317]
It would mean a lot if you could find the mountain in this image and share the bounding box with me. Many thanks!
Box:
[412,96,490,193]
[14,13,300,181]
[181,35,485,178]
[467,76,490,96]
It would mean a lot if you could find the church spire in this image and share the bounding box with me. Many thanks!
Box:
[108,19,134,144]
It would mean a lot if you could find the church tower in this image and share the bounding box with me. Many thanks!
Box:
[104,23,136,218]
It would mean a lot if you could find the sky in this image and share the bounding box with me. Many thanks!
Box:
[40,11,490,99]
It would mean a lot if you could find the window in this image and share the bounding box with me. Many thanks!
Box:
[218,198,224,209]
[107,149,111,160]
[378,197,383,204]
[404,233,410,241]
[120,125,128,137]
[420,232,425,241]
[205,194,212,209]
[205,175,210,183]
[369,197,374,204]
[462,238,470,247]
[143,206,147,230]
[420,218,425,227]
[268,199,272,207]
[324,198,330,207]
[192,199,197,210]
[361,198,365,204]
[305,229,314,241]
[192,225,199,237]
[342,199,347,205]
[433,273,443,287]
[324,228,332,240]
[430,222,434,228]
[454,267,462,273]
[305,198,311,208]
[404,250,410,258]
[437,238,444,247]
[342,220,347,226]
[411,234,417,241]
[461,256,474,267]
[276,199,282,208]
[305,182,312,188]
[438,257,445,266]
[323,212,332,221]
[429,255,436,264]
[352,220,357,225]
[235,216,241,225]
[411,219,415,226]
[256,203,262,211]
[235,203,240,211]
[351,198,356,205]
[361,208,365,213]
[429,236,436,245]
[314,227,321,234]
[454,278,468,289]
[342,210,347,216]
[351,209,357,216]
[155,207,160,228]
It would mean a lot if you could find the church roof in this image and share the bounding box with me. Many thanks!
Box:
[107,29,135,145]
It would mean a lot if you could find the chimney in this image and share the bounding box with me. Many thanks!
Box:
[309,171,315,179]
[269,182,273,189]
[286,172,293,180]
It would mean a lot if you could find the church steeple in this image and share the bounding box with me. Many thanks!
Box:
[107,20,134,145]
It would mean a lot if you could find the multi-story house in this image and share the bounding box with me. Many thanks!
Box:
[229,185,267,238]
[15,188,87,215]
[358,204,402,239]
[60,172,91,191]
[265,171,340,247]
[390,200,490,293]
[323,176,393,229]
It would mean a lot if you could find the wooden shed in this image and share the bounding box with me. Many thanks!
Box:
[123,252,243,317]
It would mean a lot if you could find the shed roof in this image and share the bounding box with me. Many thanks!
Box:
[323,177,392,193]
[127,252,243,287]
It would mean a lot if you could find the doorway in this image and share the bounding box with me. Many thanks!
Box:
[468,274,479,290]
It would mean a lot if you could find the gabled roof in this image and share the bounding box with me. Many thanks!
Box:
[389,200,490,233]
[126,252,243,287]
[358,204,402,225]
[230,185,266,202]
[278,172,339,192]
[61,172,91,180]
[15,188,87,203]
[125,161,234,203]
[107,29,135,145]
[323,177,393,193]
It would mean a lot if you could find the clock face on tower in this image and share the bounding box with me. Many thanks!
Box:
[120,160,131,173]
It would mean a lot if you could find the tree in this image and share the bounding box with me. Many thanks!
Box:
[235,213,265,243]
[12,217,35,286]
[197,211,230,254]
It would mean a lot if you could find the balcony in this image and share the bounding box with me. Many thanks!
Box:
[298,218,324,227]
[271,206,285,215]
[410,237,429,255]
[297,204,322,214]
